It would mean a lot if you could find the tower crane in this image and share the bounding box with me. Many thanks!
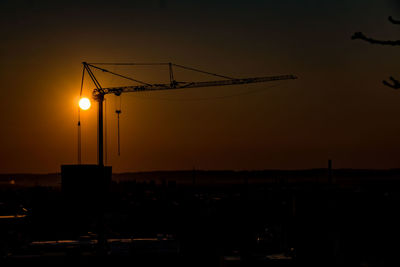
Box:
[81,62,297,166]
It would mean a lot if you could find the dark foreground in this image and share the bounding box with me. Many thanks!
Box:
[1,169,400,266]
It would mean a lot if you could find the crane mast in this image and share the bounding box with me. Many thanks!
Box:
[82,62,297,166]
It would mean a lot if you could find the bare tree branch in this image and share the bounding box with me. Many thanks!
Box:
[383,77,400,89]
[352,17,400,90]
[388,16,400,25]
[351,32,400,46]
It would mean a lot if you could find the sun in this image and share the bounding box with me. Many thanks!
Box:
[79,97,91,110]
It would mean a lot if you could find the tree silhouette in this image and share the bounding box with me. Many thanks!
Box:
[352,16,400,89]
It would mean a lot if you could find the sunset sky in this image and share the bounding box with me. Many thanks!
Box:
[1,0,400,173]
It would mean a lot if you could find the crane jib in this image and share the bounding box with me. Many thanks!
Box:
[98,75,297,96]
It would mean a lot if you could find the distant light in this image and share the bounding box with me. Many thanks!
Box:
[79,97,91,110]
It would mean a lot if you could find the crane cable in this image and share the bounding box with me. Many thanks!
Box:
[78,66,85,164]
[104,98,108,165]
[87,62,235,83]
[172,63,234,80]
[116,95,122,156]
[87,63,151,86]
